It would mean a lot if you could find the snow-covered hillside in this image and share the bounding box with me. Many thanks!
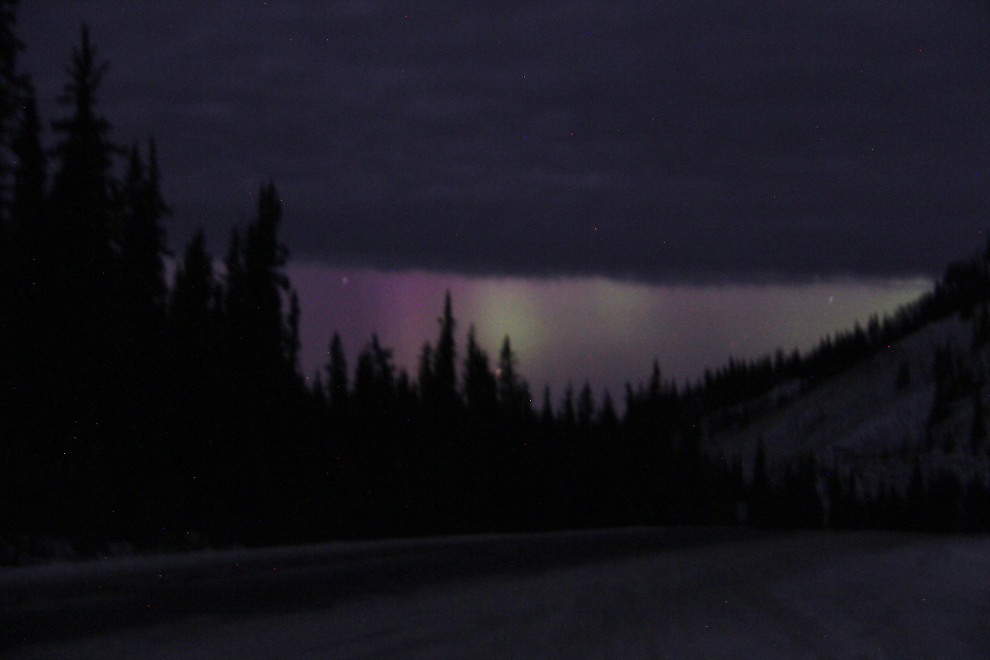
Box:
[706,313,990,495]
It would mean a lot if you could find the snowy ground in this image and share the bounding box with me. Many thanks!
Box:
[2,528,988,659]
[707,315,990,494]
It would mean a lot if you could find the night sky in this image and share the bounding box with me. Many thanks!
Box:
[15,1,990,395]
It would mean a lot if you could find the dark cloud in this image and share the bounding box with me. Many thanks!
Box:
[17,0,990,282]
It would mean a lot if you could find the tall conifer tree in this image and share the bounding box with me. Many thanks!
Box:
[49,25,117,289]
[0,0,22,212]
[117,141,169,356]
[0,0,27,539]
[118,140,168,324]
[496,335,530,425]
[46,25,121,543]
[464,325,497,428]
[9,83,43,224]
[433,290,457,410]
[326,332,349,420]
[227,181,292,387]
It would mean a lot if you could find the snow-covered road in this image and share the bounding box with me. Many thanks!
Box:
[3,529,988,659]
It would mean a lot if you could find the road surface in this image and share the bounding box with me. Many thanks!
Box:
[2,527,988,659]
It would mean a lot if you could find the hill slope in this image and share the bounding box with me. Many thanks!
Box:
[705,313,990,497]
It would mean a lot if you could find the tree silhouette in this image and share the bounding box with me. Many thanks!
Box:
[326,331,349,423]
[353,334,396,421]
[432,290,458,414]
[417,341,434,407]
[213,181,306,543]
[778,454,823,528]
[972,303,990,349]
[559,382,576,431]
[286,289,301,377]
[927,470,963,532]
[905,459,925,531]
[464,325,497,431]
[167,227,223,525]
[539,384,554,440]
[242,181,291,380]
[49,25,117,286]
[350,334,400,530]
[6,81,45,369]
[962,476,990,532]
[117,140,169,338]
[895,358,911,390]
[169,229,220,352]
[496,336,530,422]
[13,11,990,554]
[105,139,173,545]
[750,437,771,527]
[970,391,987,454]
[577,381,595,432]
[0,0,22,203]
[463,326,511,527]
[0,0,32,542]
[599,390,618,429]
[45,24,123,546]
[9,81,44,222]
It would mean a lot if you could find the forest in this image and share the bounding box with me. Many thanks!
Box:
[2,9,989,565]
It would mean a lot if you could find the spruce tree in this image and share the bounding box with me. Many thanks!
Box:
[464,325,497,430]
[417,341,434,407]
[577,381,595,430]
[905,459,925,530]
[750,437,771,527]
[3,82,44,392]
[496,336,520,407]
[47,24,122,545]
[168,227,222,414]
[962,476,989,532]
[433,290,458,412]
[216,182,299,543]
[49,24,117,289]
[928,470,963,532]
[284,289,302,389]
[117,140,169,336]
[970,391,987,454]
[539,384,554,436]
[326,331,349,421]
[47,24,119,390]
[109,140,172,545]
[222,182,296,394]
[599,390,618,430]
[9,82,44,226]
[243,181,290,382]
[972,304,990,349]
[0,0,27,542]
[496,335,531,435]
[0,0,22,208]
[559,383,576,430]
[6,81,44,342]
[170,229,217,345]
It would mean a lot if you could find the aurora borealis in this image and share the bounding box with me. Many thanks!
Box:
[13,1,986,398]
[290,265,933,408]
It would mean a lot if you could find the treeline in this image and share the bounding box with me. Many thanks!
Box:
[746,444,990,533]
[684,247,990,432]
[0,20,741,558]
[0,21,317,555]
[2,15,990,564]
